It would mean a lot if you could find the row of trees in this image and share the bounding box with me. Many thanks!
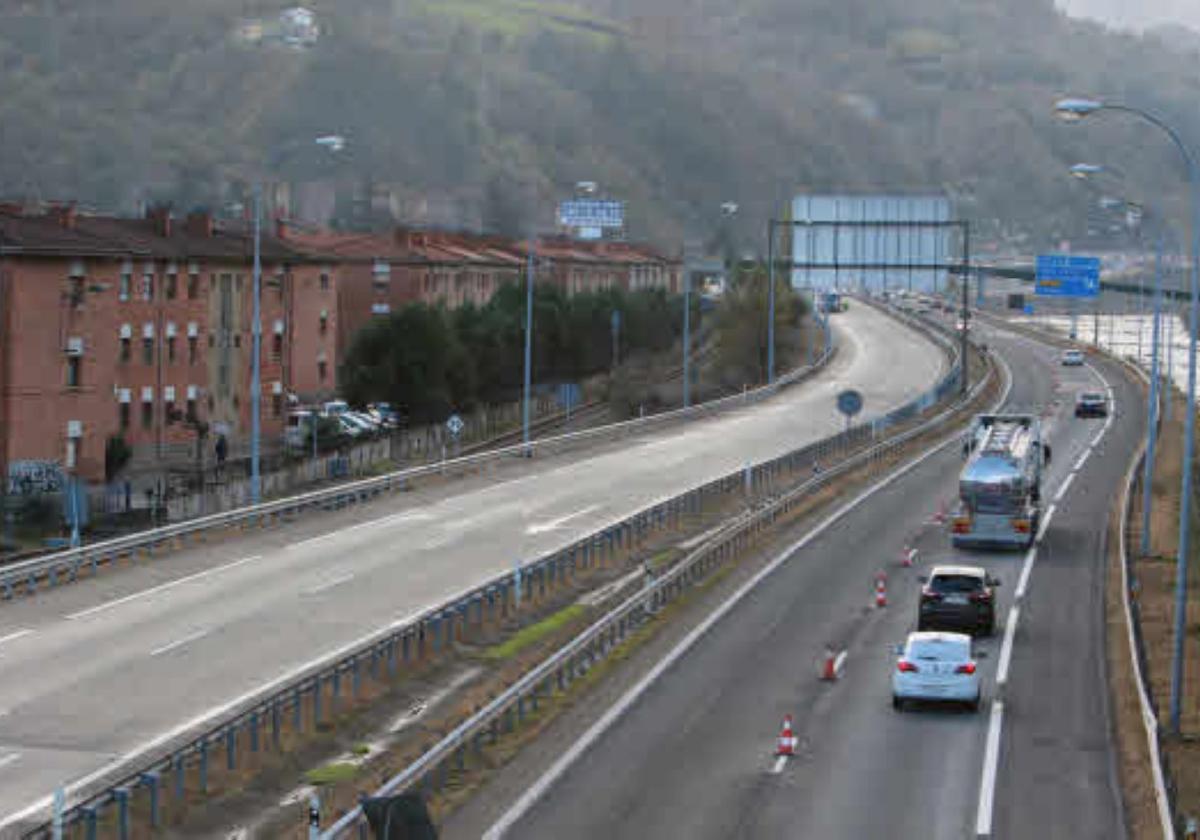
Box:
[340,283,690,423]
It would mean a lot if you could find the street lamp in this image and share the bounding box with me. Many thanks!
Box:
[1069,162,1169,558]
[1056,96,1200,733]
[250,134,346,505]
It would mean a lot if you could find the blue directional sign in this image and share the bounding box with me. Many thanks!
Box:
[836,389,864,418]
[1035,255,1100,298]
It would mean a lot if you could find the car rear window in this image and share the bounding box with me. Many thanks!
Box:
[1080,392,1104,401]
[908,637,970,661]
[930,573,984,594]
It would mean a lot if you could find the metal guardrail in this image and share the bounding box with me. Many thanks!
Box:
[319,319,991,839]
[0,345,837,603]
[13,305,949,838]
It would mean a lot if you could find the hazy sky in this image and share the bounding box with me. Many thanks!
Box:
[1057,0,1200,32]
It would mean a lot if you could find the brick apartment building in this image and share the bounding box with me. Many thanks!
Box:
[0,203,336,485]
[0,205,681,488]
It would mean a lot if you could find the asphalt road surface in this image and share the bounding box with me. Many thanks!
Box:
[0,303,946,828]
[479,319,1142,839]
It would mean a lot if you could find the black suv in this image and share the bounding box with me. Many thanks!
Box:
[917,565,998,636]
[1075,391,1108,418]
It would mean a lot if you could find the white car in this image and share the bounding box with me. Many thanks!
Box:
[892,631,981,711]
[1061,349,1084,366]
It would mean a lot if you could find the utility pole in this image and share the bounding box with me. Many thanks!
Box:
[250,184,263,504]
[682,271,692,407]
[522,243,534,451]
[1142,229,1164,554]
[767,220,775,385]
[960,221,971,396]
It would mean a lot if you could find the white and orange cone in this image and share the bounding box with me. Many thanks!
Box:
[820,649,839,681]
[874,574,888,608]
[775,715,798,756]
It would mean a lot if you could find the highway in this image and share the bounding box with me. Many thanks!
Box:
[0,303,946,829]
[465,318,1142,839]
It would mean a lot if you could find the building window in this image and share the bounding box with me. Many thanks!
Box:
[120,337,131,363]
[119,271,131,302]
[119,403,130,431]
[167,336,177,363]
[187,273,200,299]
[141,401,153,429]
[319,273,330,291]
[68,276,85,308]
[142,338,153,365]
[166,273,178,300]
[142,273,154,302]
[65,356,81,388]
[318,360,327,381]
[273,393,283,417]
[188,336,198,365]
[165,399,176,424]
[186,398,197,422]
[319,312,328,334]
[272,334,283,361]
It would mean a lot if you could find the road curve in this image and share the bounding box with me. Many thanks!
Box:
[467,318,1141,840]
[0,303,946,827]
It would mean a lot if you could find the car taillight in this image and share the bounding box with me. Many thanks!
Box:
[1012,518,1032,533]
[897,661,919,673]
[921,587,942,602]
[952,517,972,534]
[969,590,992,603]
[956,662,977,675]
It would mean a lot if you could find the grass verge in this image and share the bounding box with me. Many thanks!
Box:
[481,604,589,662]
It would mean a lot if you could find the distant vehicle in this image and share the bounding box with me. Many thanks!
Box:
[1075,391,1109,418]
[1061,349,1084,366]
[343,412,379,435]
[955,319,968,332]
[368,403,401,428]
[918,565,998,636]
[285,409,316,450]
[337,415,365,438]
[892,631,981,712]
[322,400,350,416]
[953,414,1048,549]
[819,291,844,314]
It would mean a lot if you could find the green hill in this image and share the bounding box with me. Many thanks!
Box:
[1,0,1198,250]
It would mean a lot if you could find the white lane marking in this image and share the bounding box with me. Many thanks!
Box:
[525,505,602,535]
[1074,450,1090,473]
[975,700,1005,837]
[302,572,355,596]
[66,555,263,621]
[0,753,19,772]
[422,534,455,550]
[834,650,848,675]
[1053,473,1075,504]
[287,511,433,550]
[150,629,210,657]
[996,606,1019,688]
[1035,504,1055,543]
[1015,547,1037,601]
[481,414,989,840]
[770,755,789,774]
[0,629,32,647]
[1090,431,1106,448]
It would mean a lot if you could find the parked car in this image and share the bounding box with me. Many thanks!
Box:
[1061,349,1084,366]
[342,412,378,436]
[337,415,365,438]
[1075,391,1109,418]
[917,565,998,636]
[892,631,982,712]
[322,400,350,416]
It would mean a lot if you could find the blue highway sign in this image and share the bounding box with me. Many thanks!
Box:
[1035,255,1100,298]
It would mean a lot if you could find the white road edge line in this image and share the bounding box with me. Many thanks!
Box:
[150,629,210,657]
[287,511,433,550]
[0,753,19,772]
[66,555,263,621]
[1035,504,1055,544]
[996,606,1019,688]
[1074,450,1090,473]
[1053,472,1075,504]
[1015,547,1037,601]
[480,380,1008,839]
[525,505,603,535]
[770,755,788,775]
[833,650,848,675]
[0,629,33,647]
[975,700,1005,837]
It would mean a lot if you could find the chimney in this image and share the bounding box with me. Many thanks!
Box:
[146,204,172,237]
[49,202,78,231]
[185,209,214,238]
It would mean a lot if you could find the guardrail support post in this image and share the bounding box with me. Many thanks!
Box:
[140,772,160,827]
[272,701,282,748]
[352,657,361,697]
[173,752,185,800]
[250,711,260,753]
[294,687,304,732]
[82,806,98,840]
[332,669,342,709]
[199,740,208,792]
[115,787,130,840]
[226,726,237,771]
[313,678,323,724]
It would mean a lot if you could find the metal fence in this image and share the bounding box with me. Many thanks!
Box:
[13,306,958,838]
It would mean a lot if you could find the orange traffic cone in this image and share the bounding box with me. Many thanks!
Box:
[874,575,888,608]
[901,546,916,567]
[775,715,798,756]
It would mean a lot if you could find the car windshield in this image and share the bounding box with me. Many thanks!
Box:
[930,574,984,594]
[908,638,970,661]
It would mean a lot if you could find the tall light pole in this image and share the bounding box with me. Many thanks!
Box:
[250,134,346,504]
[522,242,534,450]
[1057,97,1200,733]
